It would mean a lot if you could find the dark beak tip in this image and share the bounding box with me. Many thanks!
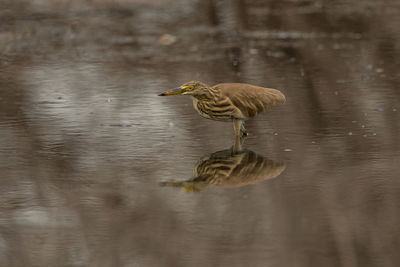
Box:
[158,93,166,96]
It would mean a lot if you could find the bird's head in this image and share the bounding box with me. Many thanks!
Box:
[158,81,209,97]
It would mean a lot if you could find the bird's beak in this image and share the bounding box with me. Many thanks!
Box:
[158,88,185,96]
[159,181,197,193]
[182,184,195,192]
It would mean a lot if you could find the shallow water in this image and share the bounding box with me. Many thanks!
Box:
[1,0,400,266]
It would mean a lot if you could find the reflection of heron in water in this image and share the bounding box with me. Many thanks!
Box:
[160,148,285,192]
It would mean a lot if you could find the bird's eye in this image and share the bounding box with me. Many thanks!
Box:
[184,86,194,91]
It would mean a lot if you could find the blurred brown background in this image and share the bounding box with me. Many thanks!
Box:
[0,0,399,266]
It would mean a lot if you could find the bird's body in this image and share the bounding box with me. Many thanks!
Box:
[159,81,286,143]
[192,83,285,121]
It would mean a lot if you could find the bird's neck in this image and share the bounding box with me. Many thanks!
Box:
[194,86,218,101]
[194,94,212,101]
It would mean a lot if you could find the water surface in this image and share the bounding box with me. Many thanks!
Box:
[1,0,399,266]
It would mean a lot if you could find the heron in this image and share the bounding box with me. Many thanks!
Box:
[158,81,286,139]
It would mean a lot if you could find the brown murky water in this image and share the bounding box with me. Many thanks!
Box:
[1,0,400,266]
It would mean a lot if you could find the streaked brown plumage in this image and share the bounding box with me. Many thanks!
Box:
[159,81,286,138]
[160,148,286,192]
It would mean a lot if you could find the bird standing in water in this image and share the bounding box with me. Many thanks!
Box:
[159,81,285,150]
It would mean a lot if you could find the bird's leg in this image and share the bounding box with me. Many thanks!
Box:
[233,136,242,153]
[234,119,247,137]
[233,119,242,138]
[233,119,245,152]
[240,122,248,136]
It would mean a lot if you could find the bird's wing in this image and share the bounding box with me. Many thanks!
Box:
[215,83,286,118]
